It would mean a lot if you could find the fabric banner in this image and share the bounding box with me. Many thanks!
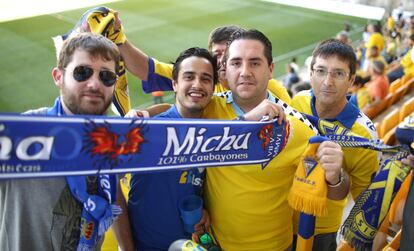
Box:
[0,113,289,179]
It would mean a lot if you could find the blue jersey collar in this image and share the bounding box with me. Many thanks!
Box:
[46,97,66,116]
[310,90,359,129]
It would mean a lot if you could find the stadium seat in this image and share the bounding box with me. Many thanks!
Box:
[400,96,414,121]
[401,74,412,85]
[382,93,393,110]
[389,78,402,93]
[401,77,414,95]
[390,86,406,105]
[364,95,390,120]
[382,128,397,145]
[379,108,400,139]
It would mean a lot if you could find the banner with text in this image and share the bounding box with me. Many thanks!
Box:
[0,114,289,179]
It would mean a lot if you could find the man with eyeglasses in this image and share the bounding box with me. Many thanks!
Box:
[0,33,122,250]
[291,39,379,250]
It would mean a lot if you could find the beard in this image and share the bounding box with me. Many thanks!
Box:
[61,79,112,115]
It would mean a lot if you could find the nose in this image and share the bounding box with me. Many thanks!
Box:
[86,72,101,89]
[192,76,203,88]
[323,73,335,86]
[240,63,251,78]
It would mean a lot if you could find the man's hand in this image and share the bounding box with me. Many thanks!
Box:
[194,209,210,235]
[124,109,150,118]
[108,10,127,45]
[243,100,286,124]
[317,141,350,200]
[316,141,343,185]
[402,154,414,168]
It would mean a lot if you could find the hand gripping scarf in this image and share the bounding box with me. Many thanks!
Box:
[53,6,130,116]
[289,114,407,251]
[338,114,414,251]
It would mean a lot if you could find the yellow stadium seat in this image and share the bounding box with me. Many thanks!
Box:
[390,86,406,105]
[379,108,400,138]
[400,96,414,121]
[389,78,402,93]
[404,77,414,94]
[364,94,390,120]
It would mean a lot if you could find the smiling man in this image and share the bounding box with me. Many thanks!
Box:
[113,47,217,251]
[291,39,379,250]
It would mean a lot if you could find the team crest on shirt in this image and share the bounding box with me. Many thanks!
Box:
[303,157,318,177]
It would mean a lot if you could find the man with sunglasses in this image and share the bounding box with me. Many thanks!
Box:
[290,39,379,250]
[0,33,124,250]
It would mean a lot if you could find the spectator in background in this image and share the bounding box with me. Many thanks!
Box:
[387,33,414,82]
[363,60,389,113]
[284,62,300,95]
[290,57,300,73]
[366,23,385,58]
[362,45,387,75]
[336,31,351,45]
[349,75,371,111]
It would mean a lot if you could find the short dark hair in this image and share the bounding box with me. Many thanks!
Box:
[207,25,242,51]
[172,47,218,84]
[225,29,273,66]
[58,33,120,74]
[310,38,357,77]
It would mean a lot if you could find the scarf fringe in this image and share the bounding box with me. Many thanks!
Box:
[341,229,372,251]
[98,204,122,236]
[288,190,327,217]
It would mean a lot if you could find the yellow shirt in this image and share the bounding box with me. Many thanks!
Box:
[355,86,372,110]
[366,32,385,54]
[291,90,379,234]
[400,48,414,77]
[202,94,315,250]
[387,17,395,31]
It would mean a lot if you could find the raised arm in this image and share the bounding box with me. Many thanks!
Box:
[114,11,149,81]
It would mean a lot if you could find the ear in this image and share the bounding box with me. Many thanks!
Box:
[268,62,275,79]
[172,80,178,92]
[52,67,63,87]
[349,74,356,87]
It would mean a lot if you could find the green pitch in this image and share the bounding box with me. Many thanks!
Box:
[0,0,367,112]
